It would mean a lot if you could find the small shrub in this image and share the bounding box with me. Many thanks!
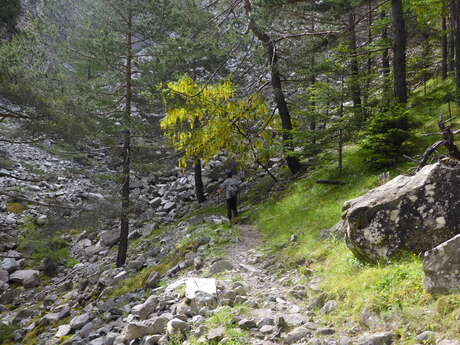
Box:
[18,217,72,272]
[6,202,28,214]
[0,323,18,343]
[361,105,415,170]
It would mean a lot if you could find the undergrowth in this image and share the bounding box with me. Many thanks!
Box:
[255,89,460,342]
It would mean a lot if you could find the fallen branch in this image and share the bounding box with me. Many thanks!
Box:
[0,171,41,182]
[316,179,347,185]
[416,140,446,172]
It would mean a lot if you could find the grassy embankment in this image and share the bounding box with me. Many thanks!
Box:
[255,79,460,343]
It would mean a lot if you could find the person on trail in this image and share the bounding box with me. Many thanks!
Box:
[220,169,240,223]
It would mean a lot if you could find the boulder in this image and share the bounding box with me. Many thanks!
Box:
[100,230,120,247]
[132,295,158,320]
[9,270,40,288]
[166,318,189,335]
[356,332,396,345]
[0,270,8,284]
[124,316,168,340]
[145,270,160,288]
[55,324,71,338]
[423,234,460,294]
[186,278,216,299]
[283,326,311,344]
[70,312,91,330]
[207,327,225,341]
[2,258,19,273]
[343,162,460,262]
[209,260,233,275]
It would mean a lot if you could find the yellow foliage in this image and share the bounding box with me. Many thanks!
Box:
[6,202,28,214]
[159,75,275,167]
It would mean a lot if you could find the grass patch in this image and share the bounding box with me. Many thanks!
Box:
[6,202,28,214]
[105,266,155,299]
[188,305,251,345]
[255,138,460,339]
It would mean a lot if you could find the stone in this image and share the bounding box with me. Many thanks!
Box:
[307,338,323,345]
[360,307,380,329]
[2,258,19,273]
[55,324,71,338]
[343,162,460,262]
[238,319,256,329]
[284,326,311,344]
[260,325,275,334]
[437,341,460,345]
[70,313,91,330]
[356,332,396,345]
[9,269,40,288]
[39,312,60,326]
[79,321,94,338]
[186,278,216,299]
[124,316,168,340]
[423,234,460,294]
[145,271,160,288]
[340,336,353,345]
[320,300,338,314]
[316,328,335,335]
[36,215,48,226]
[207,327,225,341]
[132,295,158,320]
[100,230,120,247]
[0,269,8,284]
[166,318,189,335]
[209,260,233,275]
[256,318,275,328]
[416,331,437,343]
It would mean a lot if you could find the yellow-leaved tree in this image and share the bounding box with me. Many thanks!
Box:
[160,76,278,201]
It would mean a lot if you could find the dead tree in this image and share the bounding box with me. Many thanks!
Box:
[417,117,460,172]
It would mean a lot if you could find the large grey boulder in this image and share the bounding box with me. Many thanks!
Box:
[2,258,19,273]
[343,162,460,262]
[9,269,40,288]
[100,230,120,247]
[132,295,158,320]
[70,313,91,330]
[356,332,396,345]
[423,234,460,294]
[124,316,169,340]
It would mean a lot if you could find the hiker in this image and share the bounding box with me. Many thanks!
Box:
[220,169,240,223]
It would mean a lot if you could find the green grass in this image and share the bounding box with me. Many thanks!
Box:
[188,305,251,345]
[255,135,460,342]
[105,266,155,299]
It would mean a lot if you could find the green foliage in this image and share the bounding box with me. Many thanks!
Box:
[105,266,155,299]
[0,0,20,32]
[18,216,72,270]
[0,323,18,344]
[361,106,416,170]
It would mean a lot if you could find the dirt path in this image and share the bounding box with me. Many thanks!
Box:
[224,225,316,345]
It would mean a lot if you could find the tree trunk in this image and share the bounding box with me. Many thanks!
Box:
[117,1,132,268]
[310,17,316,143]
[449,1,456,72]
[442,3,448,79]
[349,11,362,120]
[391,0,408,103]
[364,0,373,119]
[194,159,206,203]
[381,10,391,104]
[454,0,460,105]
[243,0,302,174]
